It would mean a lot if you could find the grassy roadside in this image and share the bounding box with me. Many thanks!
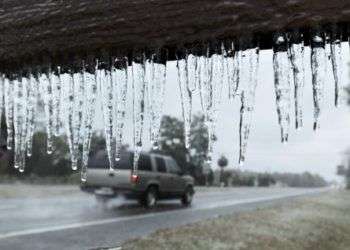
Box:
[123,190,350,250]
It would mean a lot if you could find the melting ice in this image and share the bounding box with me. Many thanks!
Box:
[132,58,146,173]
[273,34,291,143]
[0,29,347,180]
[198,47,225,164]
[330,38,343,107]
[238,48,259,165]
[177,53,198,149]
[146,56,167,150]
[310,33,327,130]
[289,37,305,130]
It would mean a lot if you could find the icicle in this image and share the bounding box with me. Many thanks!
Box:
[113,58,128,162]
[52,68,62,136]
[226,43,240,99]
[146,54,167,150]
[26,72,38,157]
[330,36,343,107]
[198,44,225,163]
[0,75,4,132]
[177,52,195,149]
[13,75,27,171]
[311,31,327,130]
[81,65,98,182]
[187,54,198,92]
[69,69,85,171]
[41,69,54,154]
[63,72,78,170]
[98,63,116,171]
[132,55,146,173]
[273,34,291,143]
[289,33,305,130]
[4,77,14,150]
[238,47,260,165]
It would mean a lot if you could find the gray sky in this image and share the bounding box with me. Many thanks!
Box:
[95,43,350,181]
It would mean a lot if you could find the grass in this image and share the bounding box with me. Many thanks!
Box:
[122,190,350,250]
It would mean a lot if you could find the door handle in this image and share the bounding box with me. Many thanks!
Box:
[109,172,115,177]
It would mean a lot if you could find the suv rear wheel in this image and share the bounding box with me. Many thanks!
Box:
[141,186,158,208]
[181,186,194,206]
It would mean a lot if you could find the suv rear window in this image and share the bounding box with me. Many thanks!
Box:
[138,154,152,171]
[155,157,167,173]
[88,150,152,171]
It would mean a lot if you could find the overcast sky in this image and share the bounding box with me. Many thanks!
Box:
[95,43,350,181]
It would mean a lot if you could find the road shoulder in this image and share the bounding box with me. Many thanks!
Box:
[122,190,350,250]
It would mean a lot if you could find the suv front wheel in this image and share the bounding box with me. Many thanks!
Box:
[181,186,194,206]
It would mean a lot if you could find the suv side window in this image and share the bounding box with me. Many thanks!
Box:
[155,157,167,173]
[167,158,182,175]
[138,154,152,171]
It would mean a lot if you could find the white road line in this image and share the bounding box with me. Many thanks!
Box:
[0,189,327,240]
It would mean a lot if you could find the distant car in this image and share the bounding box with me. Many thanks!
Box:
[81,150,195,208]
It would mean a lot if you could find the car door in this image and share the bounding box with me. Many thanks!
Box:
[166,158,186,193]
[154,156,173,195]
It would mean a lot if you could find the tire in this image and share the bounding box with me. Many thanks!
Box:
[181,186,194,206]
[94,194,111,209]
[141,186,158,208]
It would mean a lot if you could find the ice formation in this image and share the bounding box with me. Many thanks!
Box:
[0,29,347,180]
[273,34,291,143]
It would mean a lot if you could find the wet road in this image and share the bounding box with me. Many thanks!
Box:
[0,187,327,250]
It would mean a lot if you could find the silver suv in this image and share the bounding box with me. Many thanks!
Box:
[81,150,195,208]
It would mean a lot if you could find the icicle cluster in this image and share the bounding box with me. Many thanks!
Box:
[96,57,131,174]
[1,27,347,180]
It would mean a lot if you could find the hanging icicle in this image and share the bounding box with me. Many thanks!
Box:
[289,32,305,130]
[177,50,197,149]
[226,42,240,99]
[273,33,291,143]
[25,72,38,157]
[98,60,116,171]
[132,54,146,174]
[198,43,225,163]
[330,31,343,107]
[52,67,62,136]
[238,46,260,165]
[113,57,128,162]
[41,67,55,154]
[146,53,167,150]
[81,62,98,182]
[310,30,327,130]
[13,75,27,171]
[0,75,4,132]
[4,77,14,150]
[62,71,78,170]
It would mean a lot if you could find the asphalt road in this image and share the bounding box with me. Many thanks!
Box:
[0,186,328,250]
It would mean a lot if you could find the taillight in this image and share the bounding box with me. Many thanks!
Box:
[130,174,139,183]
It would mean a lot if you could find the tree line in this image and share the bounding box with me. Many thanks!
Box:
[0,113,327,188]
